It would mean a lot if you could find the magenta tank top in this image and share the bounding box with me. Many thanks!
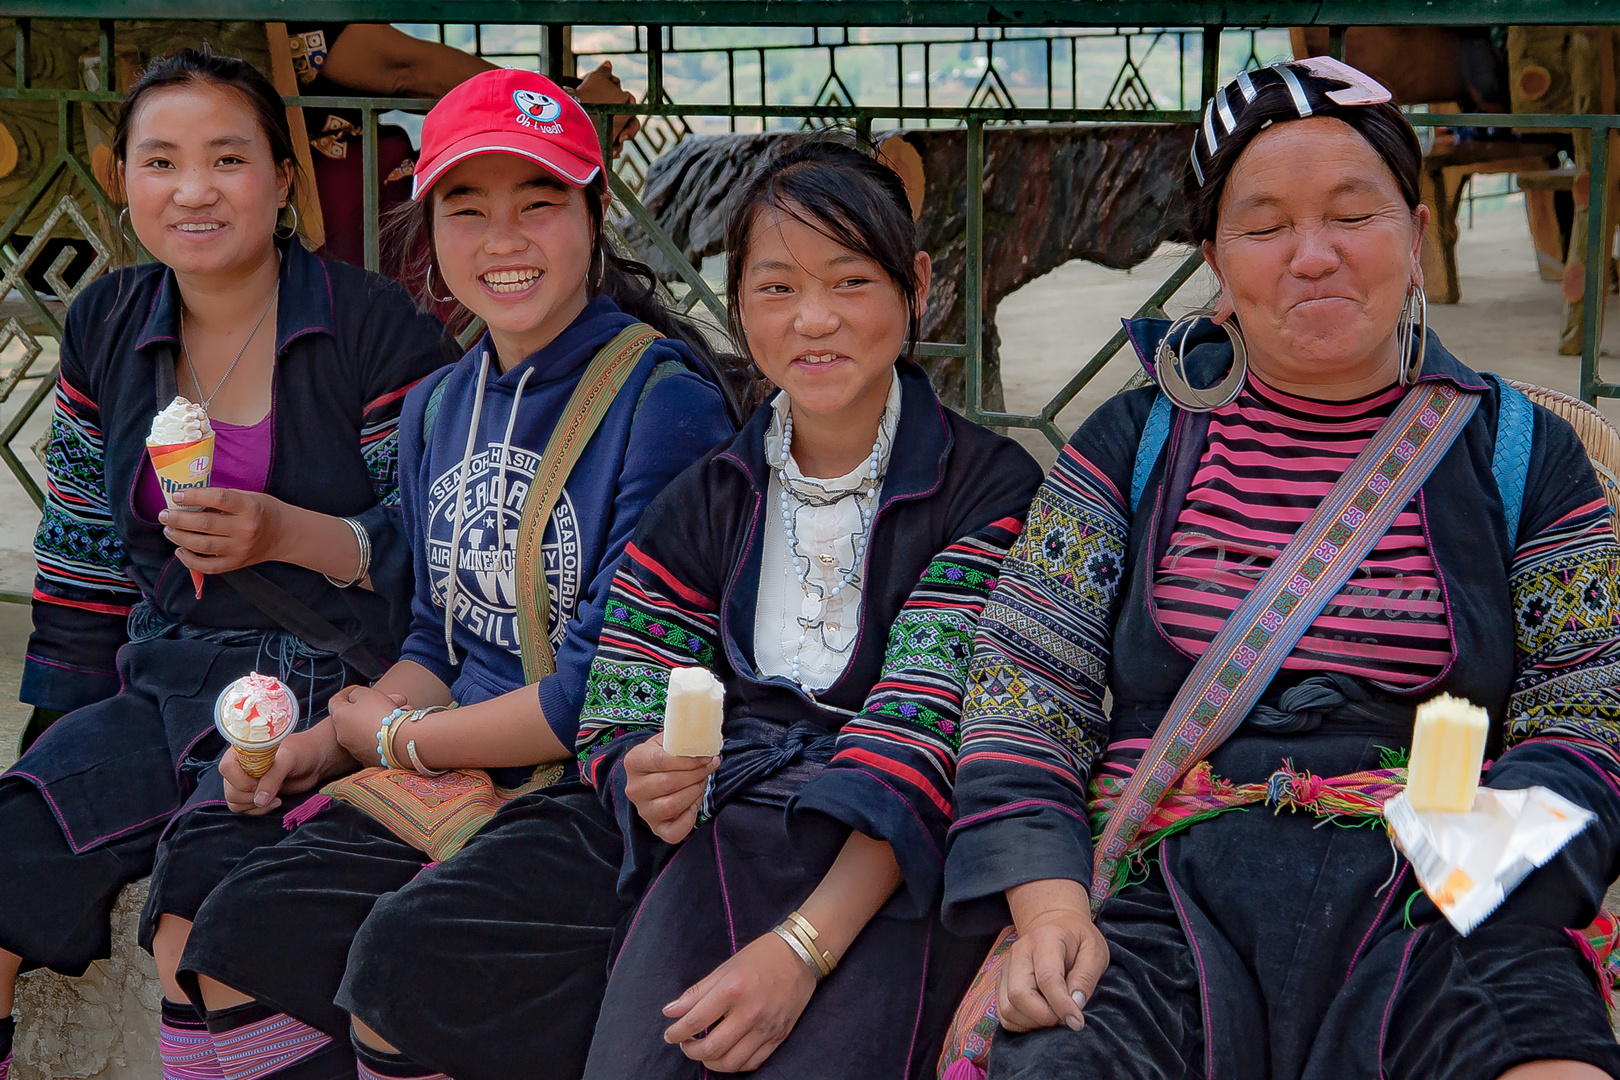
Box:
[135,412,274,520]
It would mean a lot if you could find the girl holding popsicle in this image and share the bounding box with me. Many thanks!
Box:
[174,69,737,1080]
[0,48,455,1080]
[568,135,1044,1078]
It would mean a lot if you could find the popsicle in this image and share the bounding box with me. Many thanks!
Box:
[1406,693,1489,813]
[663,666,724,757]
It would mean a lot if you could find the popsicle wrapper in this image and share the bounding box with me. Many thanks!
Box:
[146,434,214,597]
[1385,786,1594,934]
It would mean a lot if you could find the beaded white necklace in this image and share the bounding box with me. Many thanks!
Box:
[777,407,885,690]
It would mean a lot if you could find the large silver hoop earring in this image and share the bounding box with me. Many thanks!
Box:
[426,265,455,304]
[1154,313,1247,412]
[116,206,137,244]
[1397,282,1427,387]
[274,203,299,240]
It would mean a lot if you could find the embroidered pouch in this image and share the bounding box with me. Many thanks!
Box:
[318,763,564,862]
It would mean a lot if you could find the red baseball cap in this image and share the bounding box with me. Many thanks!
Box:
[412,69,604,200]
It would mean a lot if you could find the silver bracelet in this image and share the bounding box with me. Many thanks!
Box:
[405,706,451,777]
[771,925,826,982]
[325,517,371,588]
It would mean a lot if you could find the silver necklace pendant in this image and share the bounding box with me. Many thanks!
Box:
[800,594,824,622]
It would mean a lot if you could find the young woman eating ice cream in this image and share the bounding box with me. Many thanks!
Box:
[572,135,1043,1079]
[0,47,455,1080]
[173,69,737,1080]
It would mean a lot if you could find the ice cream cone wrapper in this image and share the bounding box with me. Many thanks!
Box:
[146,435,215,598]
[234,743,279,779]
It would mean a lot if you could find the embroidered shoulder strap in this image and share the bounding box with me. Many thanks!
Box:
[516,322,663,683]
[420,369,451,444]
[1130,391,1173,513]
[1091,380,1480,913]
[1487,374,1534,547]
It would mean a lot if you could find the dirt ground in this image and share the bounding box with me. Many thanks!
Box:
[0,194,1614,750]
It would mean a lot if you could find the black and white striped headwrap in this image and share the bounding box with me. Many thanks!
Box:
[1190,55,1393,187]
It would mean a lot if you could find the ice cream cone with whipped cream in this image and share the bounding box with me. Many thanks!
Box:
[215,672,299,778]
[147,396,214,597]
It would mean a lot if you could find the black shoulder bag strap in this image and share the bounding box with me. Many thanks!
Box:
[155,352,386,680]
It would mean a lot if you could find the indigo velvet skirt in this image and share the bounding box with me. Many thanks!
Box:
[585,799,995,1080]
[180,780,629,1080]
[989,731,1620,1080]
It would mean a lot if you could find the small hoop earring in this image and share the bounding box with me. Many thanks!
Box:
[274,202,299,240]
[426,265,455,304]
[1154,313,1247,412]
[1397,282,1427,387]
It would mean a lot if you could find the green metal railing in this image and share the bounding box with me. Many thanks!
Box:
[2,8,1617,544]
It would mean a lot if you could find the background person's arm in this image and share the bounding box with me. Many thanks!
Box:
[320,24,494,98]
[322,28,642,152]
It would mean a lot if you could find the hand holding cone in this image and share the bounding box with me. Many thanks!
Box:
[215,673,299,780]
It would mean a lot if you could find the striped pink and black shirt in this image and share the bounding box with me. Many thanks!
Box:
[1153,375,1453,686]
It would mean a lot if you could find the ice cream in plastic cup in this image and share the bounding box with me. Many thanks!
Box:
[147,397,215,598]
[214,672,300,779]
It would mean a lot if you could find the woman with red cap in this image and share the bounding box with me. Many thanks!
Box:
[165,69,738,1080]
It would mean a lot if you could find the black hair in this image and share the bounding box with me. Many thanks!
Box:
[112,46,302,208]
[722,133,923,361]
[1186,67,1422,244]
[385,170,745,425]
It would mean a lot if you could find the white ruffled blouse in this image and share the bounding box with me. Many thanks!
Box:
[753,372,901,691]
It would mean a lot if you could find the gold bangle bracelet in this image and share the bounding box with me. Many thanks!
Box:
[771,925,825,981]
[382,711,412,770]
[784,911,836,975]
[780,915,833,978]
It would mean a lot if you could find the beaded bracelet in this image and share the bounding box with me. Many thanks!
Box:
[375,707,409,769]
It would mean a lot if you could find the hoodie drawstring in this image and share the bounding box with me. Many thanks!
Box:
[493,367,534,563]
[445,349,491,664]
[443,349,534,666]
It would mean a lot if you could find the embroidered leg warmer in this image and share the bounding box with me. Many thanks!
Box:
[205,1002,347,1080]
[162,1000,224,1080]
[350,1030,448,1080]
[0,1013,13,1080]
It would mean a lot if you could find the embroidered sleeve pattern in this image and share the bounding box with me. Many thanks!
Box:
[956,445,1128,798]
[576,541,722,787]
[1505,496,1620,767]
[821,516,1026,826]
[33,373,137,610]
[360,383,417,509]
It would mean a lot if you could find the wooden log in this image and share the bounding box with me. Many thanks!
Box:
[621,124,1193,411]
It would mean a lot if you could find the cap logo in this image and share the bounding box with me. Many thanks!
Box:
[513,89,565,132]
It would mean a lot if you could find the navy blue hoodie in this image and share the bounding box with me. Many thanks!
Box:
[396,296,733,772]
